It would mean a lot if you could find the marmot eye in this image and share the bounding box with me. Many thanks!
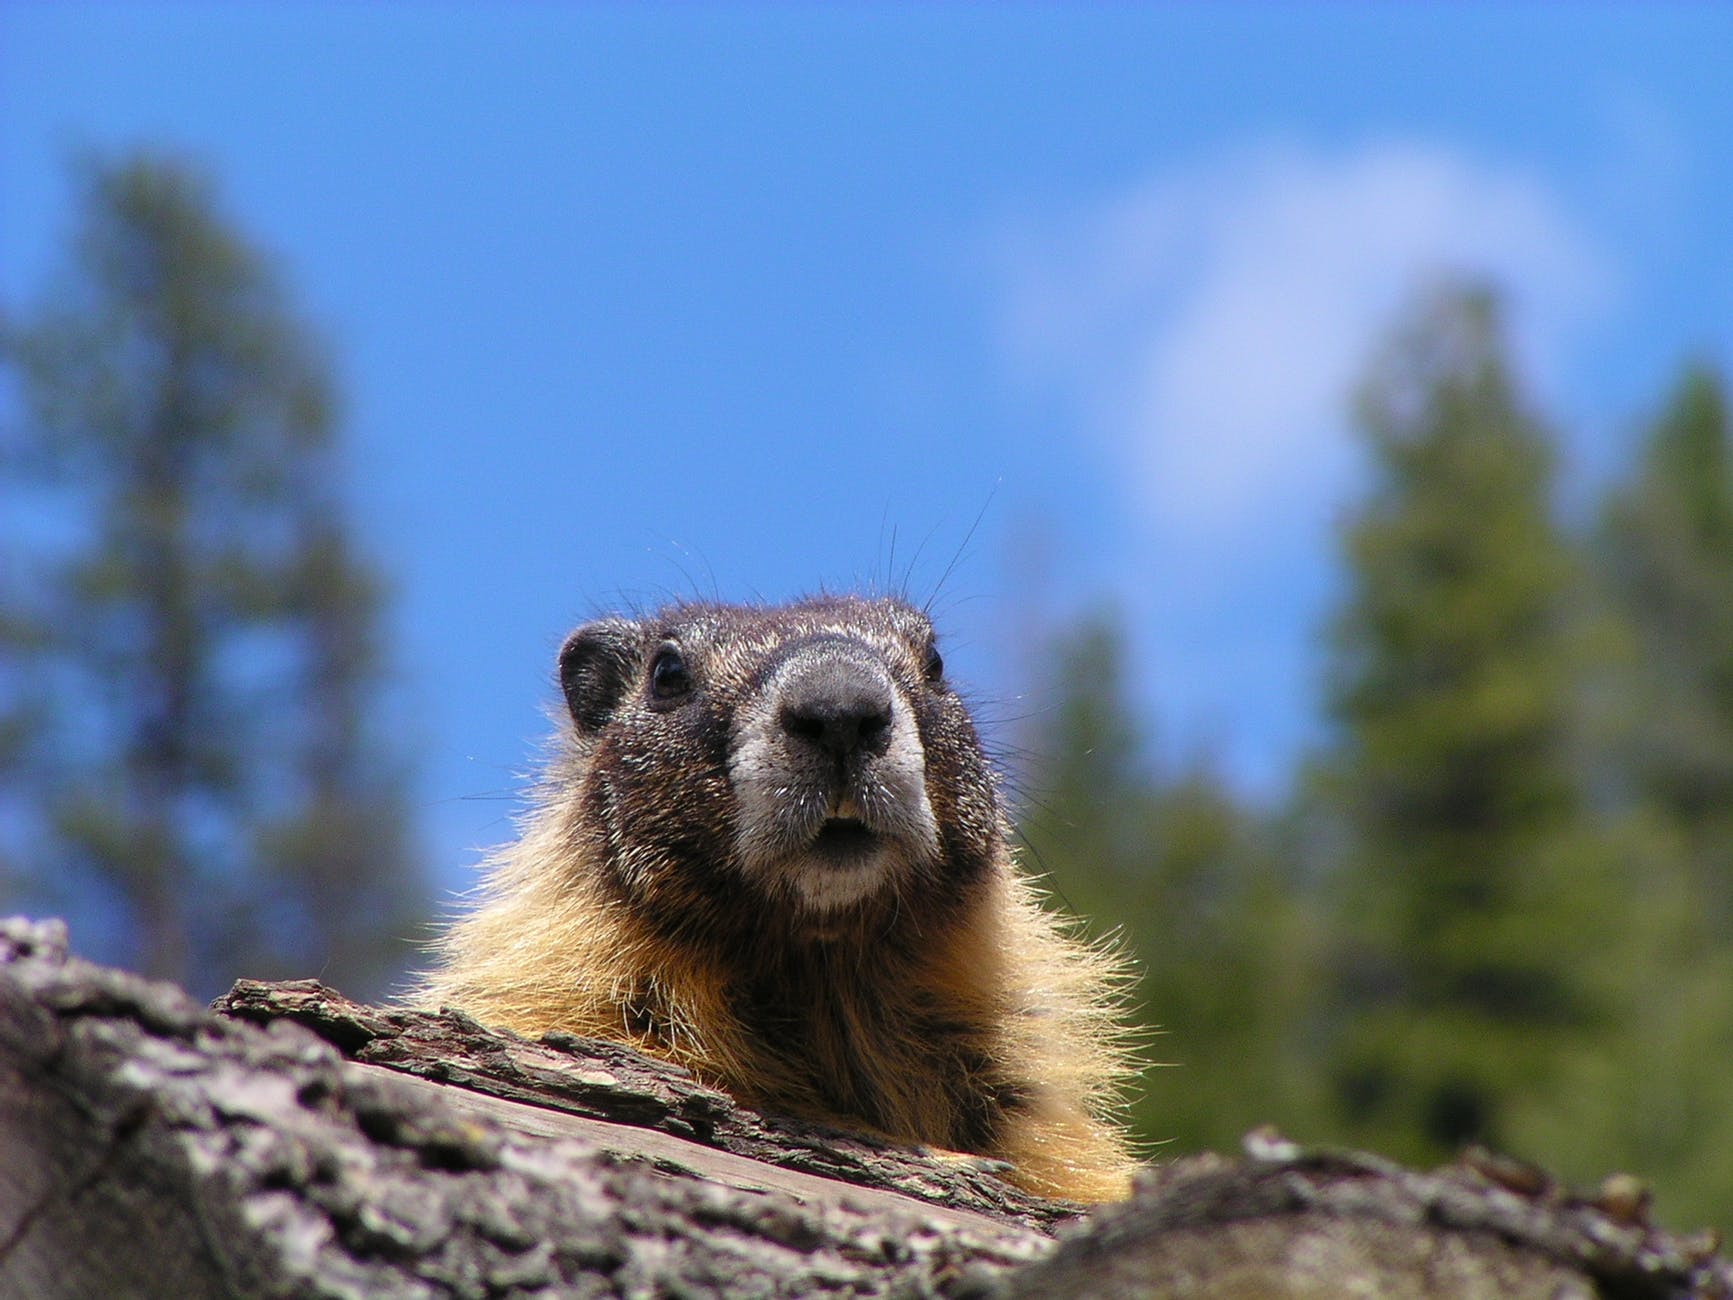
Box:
[650,648,692,700]
[923,643,945,685]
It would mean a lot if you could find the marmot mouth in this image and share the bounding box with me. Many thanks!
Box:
[810,817,880,863]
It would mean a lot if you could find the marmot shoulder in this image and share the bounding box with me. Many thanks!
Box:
[416,595,1139,1201]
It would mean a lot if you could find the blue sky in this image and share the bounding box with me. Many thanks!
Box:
[5,4,1731,898]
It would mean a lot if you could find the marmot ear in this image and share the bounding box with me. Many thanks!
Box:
[558,619,643,734]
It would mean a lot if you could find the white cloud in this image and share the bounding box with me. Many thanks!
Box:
[993,140,1617,568]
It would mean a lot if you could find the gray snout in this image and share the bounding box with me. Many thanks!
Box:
[776,653,894,761]
[731,635,941,911]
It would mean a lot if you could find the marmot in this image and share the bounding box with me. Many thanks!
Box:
[417,595,1139,1201]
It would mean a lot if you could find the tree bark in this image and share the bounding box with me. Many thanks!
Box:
[2,916,1728,1298]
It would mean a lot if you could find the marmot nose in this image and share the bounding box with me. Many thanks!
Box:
[778,662,894,760]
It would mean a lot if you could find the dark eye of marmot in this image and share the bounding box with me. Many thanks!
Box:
[923,642,945,685]
[650,647,692,701]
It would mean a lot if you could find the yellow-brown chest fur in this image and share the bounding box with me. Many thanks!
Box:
[420,819,1135,1200]
[416,597,1139,1202]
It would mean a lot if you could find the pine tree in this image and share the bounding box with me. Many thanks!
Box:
[1587,364,1733,1229]
[1320,284,1607,1163]
[1016,610,1325,1154]
[1013,610,1152,930]
[0,154,424,999]
[1603,367,1733,904]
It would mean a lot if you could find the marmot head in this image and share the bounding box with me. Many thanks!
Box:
[554,596,1002,937]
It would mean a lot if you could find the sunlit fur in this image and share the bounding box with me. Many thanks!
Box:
[416,596,1140,1202]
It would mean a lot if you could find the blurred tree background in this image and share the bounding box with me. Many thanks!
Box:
[2,150,1729,1234]
[1017,286,1733,1233]
[0,153,425,1001]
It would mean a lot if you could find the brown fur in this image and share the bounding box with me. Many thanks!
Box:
[416,596,1139,1201]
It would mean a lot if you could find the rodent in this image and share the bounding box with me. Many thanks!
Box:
[417,594,1139,1201]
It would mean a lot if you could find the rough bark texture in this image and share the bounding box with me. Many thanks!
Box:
[0,917,1044,1299]
[3,915,1729,1299]
[211,975,1074,1233]
[1002,1136,1732,1299]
